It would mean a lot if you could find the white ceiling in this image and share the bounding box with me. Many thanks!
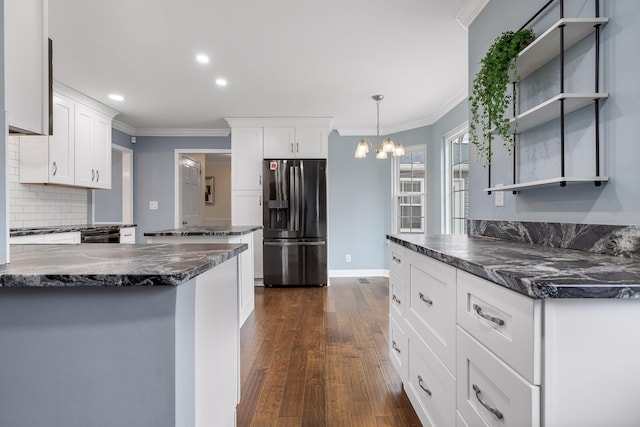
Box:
[49,0,478,135]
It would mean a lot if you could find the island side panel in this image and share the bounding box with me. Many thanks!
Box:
[175,279,196,427]
[0,286,179,427]
[193,257,239,427]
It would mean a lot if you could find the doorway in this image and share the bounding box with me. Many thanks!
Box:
[174,149,231,228]
[179,155,203,227]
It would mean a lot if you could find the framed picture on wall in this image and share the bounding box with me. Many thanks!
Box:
[205,176,214,205]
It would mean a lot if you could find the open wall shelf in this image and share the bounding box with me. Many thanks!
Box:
[510,18,609,81]
[485,176,609,193]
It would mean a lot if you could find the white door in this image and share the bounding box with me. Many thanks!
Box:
[93,113,112,189]
[180,156,203,227]
[232,190,263,279]
[263,127,295,158]
[295,127,328,158]
[231,127,264,191]
[74,104,94,187]
[49,95,75,185]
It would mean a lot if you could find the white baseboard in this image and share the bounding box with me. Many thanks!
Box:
[328,269,390,278]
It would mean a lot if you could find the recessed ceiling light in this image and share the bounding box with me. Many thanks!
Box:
[215,78,227,87]
[108,94,125,101]
[196,54,210,64]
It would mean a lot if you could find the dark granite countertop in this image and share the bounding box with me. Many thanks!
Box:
[0,243,246,287]
[10,224,137,237]
[144,225,262,237]
[387,234,640,299]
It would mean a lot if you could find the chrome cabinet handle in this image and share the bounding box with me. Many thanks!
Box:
[418,376,432,396]
[392,340,401,353]
[259,195,262,206]
[473,384,503,420]
[91,169,95,181]
[259,174,262,185]
[52,162,57,176]
[392,255,401,264]
[296,142,299,153]
[96,170,100,182]
[419,292,433,305]
[290,143,294,153]
[392,294,401,304]
[473,303,505,326]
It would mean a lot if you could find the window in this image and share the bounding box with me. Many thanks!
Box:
[446,127,469,234]
[395,146,426,233]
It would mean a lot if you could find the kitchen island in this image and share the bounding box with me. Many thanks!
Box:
[387,233,640,427]
[145,225,262,325]
[0,242,246,427]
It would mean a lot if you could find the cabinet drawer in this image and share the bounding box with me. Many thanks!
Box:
[389,314,408,383]
[389,242,407,281]
[389,272,404,318]
[407,335,456,427]
[457,327,540,427]
[407,253,456,374]
[456,271,541,384]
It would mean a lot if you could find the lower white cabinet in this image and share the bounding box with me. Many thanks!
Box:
[11,231,81,245]
[231,190,263,280]
[390,241,640,427]
[119,227,136,244]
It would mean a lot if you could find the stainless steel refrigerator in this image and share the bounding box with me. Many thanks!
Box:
[263,159,327,286]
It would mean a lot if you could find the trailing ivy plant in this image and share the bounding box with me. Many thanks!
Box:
[469,28,536,165]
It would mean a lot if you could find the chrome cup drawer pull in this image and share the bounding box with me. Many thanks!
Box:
[418,375,432,396]
[392,294,401,304]
[392,255,401,264]
[472,384,504,420]
[473,303,505,326]
[392,340,401,353]
[419,292,433,305]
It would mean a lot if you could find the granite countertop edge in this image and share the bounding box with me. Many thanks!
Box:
[0,243,247,288]
[144,225,263,237]
[11,224,137,237]
[387,234,640,300]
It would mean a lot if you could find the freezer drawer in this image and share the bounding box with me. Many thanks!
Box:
[264,240,327,286]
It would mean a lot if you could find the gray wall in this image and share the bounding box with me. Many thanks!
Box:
[328,132,392,271]
[469,0,640,225]
[133,135,230,241]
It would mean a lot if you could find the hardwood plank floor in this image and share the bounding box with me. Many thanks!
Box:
[237,277,421,426]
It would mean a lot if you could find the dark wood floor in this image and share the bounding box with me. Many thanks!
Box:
[236,277,421,426]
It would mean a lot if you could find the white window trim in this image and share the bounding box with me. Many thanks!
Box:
[393,145,427,234]
[443,122,469,235]
[398,177,425,233]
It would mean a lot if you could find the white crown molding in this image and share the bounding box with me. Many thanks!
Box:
[225,117,334,129]
[134,128,231,137]
[456,0,491,30]
[111,120,136,136]
[54,80,120,119]
[328,269,389,278]
[337,85,469,136]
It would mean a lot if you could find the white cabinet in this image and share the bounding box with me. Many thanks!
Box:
[11,231,80,245]
[263,127,328,159]
[75,106,112,189]
[18,87,117,189]
[119,227,136,244]
[231,127,263,191]
[232,191,263,279]
[5,0,49,135]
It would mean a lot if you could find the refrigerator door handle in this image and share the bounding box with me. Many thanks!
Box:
[264,241,326,246]
[293,166,300,232]
[299,164,305,234]
[289,166,295,232]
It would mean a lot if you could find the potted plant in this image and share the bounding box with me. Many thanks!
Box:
[469,28,536,165]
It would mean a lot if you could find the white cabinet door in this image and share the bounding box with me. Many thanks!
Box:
[5,0,49,135]
[93,113,112,189]
[48,95,75,185]
[232,190,263,279]
[231,128,264,191]
[74,104,94,187]
[263,127,295,158]
[295,127,328,158]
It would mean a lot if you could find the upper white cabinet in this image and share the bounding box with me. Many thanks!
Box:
[5,0,50,135]
[19,84,118,189]
[75,106,112,189]
[231,127,264,191]
[263,126,328,159]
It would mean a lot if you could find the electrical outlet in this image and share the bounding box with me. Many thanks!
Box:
[149,201,159,210]
[345,254,351,263]
[494,184,504,207]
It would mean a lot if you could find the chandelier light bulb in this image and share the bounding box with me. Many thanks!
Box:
[382,137,395,153]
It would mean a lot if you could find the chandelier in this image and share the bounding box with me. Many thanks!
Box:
[354,95,405,159]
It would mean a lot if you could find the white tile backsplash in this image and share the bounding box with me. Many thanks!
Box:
[8,138,88,228]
